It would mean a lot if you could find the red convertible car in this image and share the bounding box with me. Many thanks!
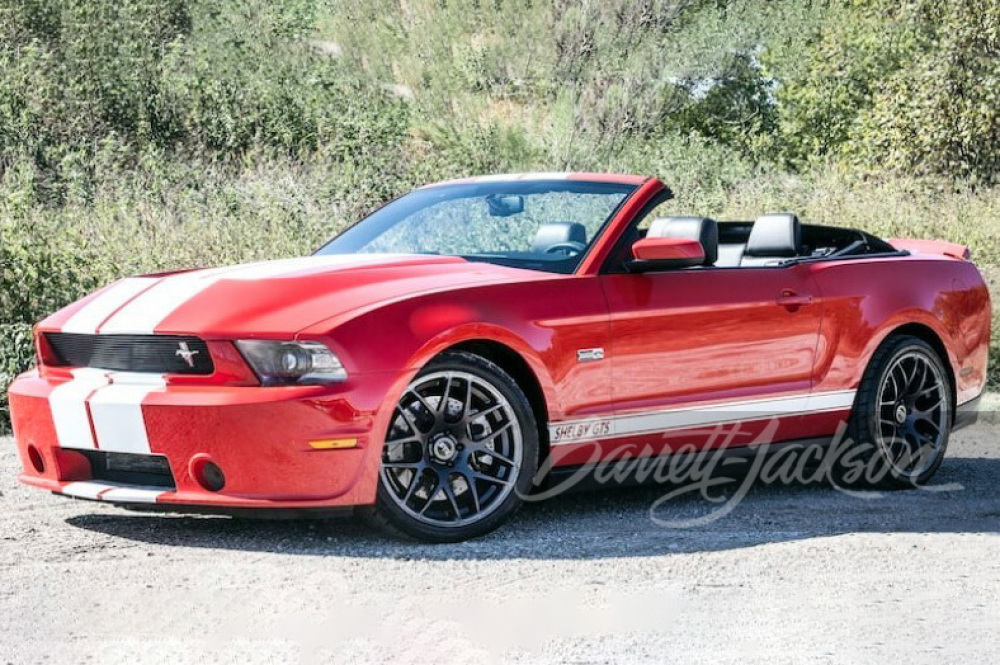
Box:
[7,173,991,541]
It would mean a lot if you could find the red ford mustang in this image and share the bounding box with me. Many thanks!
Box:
[7,173,991,541]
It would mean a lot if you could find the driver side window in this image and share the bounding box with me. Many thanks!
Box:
[636,200,676,232]
[601,193,679,272]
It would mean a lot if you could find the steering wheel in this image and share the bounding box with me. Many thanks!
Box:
[544,241,586,256]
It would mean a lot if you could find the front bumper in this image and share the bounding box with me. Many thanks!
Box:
[8,368,402,510]
[954,392,983,432]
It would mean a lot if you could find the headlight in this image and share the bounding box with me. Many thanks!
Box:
[235,340,347,385]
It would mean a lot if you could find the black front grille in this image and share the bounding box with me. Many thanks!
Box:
[79,451,176,489]
[45,333,214,375]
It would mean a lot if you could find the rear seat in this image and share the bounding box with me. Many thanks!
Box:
[740,213,802,267]
[715,243,746,267]
[640,213,802,268]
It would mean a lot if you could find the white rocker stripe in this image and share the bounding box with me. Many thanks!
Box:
[60,481,164,504]
[549,390,857,445]
[808,390,858,412]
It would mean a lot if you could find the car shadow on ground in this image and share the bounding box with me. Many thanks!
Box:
[65,454,1000,561]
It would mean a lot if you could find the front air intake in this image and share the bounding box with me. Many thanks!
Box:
[44,332,214,375]
[78,451,176,489]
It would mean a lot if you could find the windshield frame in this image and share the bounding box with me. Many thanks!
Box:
[314,179,641,274]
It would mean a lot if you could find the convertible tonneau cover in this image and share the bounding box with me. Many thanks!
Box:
[887,238,972,260]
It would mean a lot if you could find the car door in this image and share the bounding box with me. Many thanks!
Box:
[598,263,823,454]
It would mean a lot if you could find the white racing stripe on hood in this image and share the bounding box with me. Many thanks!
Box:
[97,265,233,335]
[47,255,431,454]
[94,254,423,334]
[61,277,158,334]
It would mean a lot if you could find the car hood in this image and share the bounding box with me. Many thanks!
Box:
[43,254,541,338]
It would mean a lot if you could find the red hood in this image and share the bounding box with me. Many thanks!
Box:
[41,254,541,338]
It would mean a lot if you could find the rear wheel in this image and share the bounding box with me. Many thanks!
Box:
[841,335,952,488]
[366,351,538,542]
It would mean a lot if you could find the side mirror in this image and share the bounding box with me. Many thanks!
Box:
[626,236,705,272]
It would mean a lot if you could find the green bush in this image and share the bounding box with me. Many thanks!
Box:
[773,0,1000,182]
[1,218,114,325]
[0,0,410,206]
[856,1,1000,182]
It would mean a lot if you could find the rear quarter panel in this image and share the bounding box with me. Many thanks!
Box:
[808,255,991,405]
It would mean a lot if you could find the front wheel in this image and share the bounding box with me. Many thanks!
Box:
[841,335,953,488]
[365,351,539,542]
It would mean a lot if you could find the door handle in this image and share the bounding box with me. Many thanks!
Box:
[776,289,814,307]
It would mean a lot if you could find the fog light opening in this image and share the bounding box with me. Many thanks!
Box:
[27,445,45,474]
[191,457,226,492]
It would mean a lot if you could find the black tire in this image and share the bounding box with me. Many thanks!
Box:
[362,350,539,542]
[838,335,953,489]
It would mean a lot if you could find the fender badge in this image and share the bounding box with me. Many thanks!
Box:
[577,348,605,362]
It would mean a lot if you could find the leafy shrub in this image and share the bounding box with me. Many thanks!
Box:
[774,0,1000,182]
[1,218,113,325]
[856,1,1000,182]
[0,0,410,206]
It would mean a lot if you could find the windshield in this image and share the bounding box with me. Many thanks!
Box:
[315,180,637,273]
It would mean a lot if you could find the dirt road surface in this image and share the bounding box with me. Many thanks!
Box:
[2,410,999,664]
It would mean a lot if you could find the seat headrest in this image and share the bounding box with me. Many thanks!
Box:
[647,216,718,266]
[746,213,801,258]
[532,222,587,252]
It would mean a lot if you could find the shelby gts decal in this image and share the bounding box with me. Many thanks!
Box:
[551,419,613,443]
[548,390,857,445]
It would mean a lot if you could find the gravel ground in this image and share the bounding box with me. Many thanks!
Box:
[2,406,999,664]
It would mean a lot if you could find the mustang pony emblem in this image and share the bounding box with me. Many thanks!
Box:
[175,342,200,368]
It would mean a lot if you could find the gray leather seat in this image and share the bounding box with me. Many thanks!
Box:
[646,216,718,266]
[740,213,801,267]
[715,243,746,267]
[532,222,587,253]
